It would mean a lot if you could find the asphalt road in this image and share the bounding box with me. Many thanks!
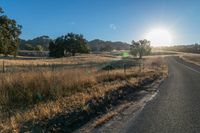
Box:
[125,56,200,133]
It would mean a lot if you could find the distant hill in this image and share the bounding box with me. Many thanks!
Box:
[19,37,130,52]
[159,44,200,54]
[19,36,51,50]
[88,39,130,52]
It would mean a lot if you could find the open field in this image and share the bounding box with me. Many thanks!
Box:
[179,54,200,66]
[150,50,200,66]
[150,49,178,56]
[0,54,167,132]
[0,54,117,66]
[0,54,118,72]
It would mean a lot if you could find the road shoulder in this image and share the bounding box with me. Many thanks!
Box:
[76,76,166,133]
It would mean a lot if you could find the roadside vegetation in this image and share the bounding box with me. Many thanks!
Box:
[0,55,168,132]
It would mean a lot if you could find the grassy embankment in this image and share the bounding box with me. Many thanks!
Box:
[0,54,167,132]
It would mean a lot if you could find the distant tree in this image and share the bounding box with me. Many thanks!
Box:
[49,38,65,58]
[100,45,113,52]
[130,39,151,58]
[49,33,90,58]
[0,7,22,57]
[24,44,34,50]
[194,43,200,52]
[65,33,90,56]
[48,41,56,57]
[35,45,44,51]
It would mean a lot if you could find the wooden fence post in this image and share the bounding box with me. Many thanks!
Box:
[123,64,126,76]
[2,60,5,73]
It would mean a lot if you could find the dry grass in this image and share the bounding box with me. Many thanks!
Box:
[180,54,200,66]
[0,55,167,132]
[0,68,96,109]
[0,54,117,67]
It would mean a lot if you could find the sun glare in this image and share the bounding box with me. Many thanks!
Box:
[146,28,173,47]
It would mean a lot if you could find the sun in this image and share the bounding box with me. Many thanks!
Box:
[145,28,173,47]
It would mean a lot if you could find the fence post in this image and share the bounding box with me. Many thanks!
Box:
[2,60,5,73]
[107,66,110,75]
[139,59,142,73]
[123,63,126,76]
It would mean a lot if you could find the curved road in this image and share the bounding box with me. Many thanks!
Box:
[125,56,200,133]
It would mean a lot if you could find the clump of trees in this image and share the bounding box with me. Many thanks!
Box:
[0,7,22,57]
[22,44,44,51]
[49,33,90,58]
[130,39,151,58]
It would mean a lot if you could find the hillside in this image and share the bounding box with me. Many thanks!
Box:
[88,39,130,52]
[19,36,51,50]
[19,38,130,52]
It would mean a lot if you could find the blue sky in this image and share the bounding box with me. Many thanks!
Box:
[0,0,200,44]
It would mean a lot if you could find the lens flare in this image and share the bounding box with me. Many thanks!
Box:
[146,28,172,46]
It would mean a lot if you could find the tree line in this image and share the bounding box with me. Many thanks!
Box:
[19,38,130,53]
[48,36,152,58]
[0,6,152,58]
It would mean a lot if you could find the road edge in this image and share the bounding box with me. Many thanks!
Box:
[75,75,167,133]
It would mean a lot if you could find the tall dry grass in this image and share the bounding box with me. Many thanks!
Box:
[0,54,116,67]
[0,68,97,110]
[0,56,168,132]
